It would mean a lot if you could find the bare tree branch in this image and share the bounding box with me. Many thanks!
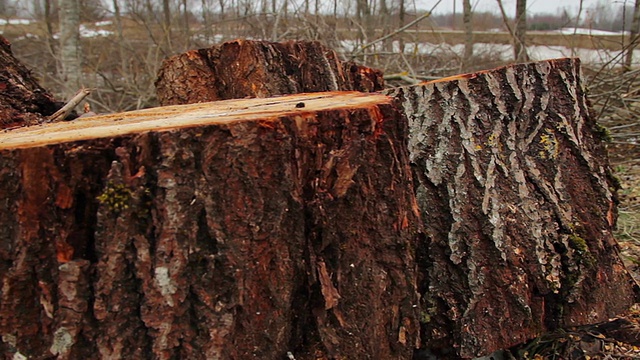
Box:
[349,0,442,59]
[47,88,92,123]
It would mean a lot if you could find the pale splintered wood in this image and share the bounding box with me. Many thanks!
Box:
[0,91,391,150]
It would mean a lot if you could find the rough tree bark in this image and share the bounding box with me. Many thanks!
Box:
[154,39,384,106]
[0,35,62,128]
[0,92,420,360]
[385,58,637,357]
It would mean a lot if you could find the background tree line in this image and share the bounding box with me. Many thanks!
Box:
[0,0,637,112]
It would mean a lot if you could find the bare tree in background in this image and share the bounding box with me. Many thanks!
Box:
[181,0,190,48]
[58,0,82,97]
[44,0,55,43]
[162,0,172,51]
[496,0,528,62]
[398,0,405,53]
[462,0,473,68]
[514,0,528,61]
[625,0,640,70]
[356,0,373,45]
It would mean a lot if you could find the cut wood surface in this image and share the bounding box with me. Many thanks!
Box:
[386,57,638,357]
[155,39,384,106]
[0,92,387,149]
[0,35,62,128]
[0,91,421,359]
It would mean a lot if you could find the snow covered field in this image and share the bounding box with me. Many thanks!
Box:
[340,32,638,66]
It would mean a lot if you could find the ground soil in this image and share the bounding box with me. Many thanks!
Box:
[611,144,640,285]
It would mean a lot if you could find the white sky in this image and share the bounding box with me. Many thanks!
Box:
[429,0,611,15]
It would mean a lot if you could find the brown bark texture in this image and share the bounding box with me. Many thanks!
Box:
[154,39,384,106]
[0,92,420,360]
[385,58,638,357]
[0,35,61,129]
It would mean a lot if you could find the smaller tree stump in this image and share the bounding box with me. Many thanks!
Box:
[386,58,639,358]
[0,35,61,129]
[155,39,384,106]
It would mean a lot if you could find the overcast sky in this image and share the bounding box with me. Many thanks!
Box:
[429,0,609,15]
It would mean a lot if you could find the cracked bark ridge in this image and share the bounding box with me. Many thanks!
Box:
[0,35,61,129]
[155,39,384,106]
[0,92,420,359]
[386,58,638,358]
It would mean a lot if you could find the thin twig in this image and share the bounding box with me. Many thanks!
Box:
[47,88,92,123]
[349,0,442,59]
[383,72,420,84]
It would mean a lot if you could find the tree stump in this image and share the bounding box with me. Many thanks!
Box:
[0,35,61,129]
[2,37,637,359]
[0,92,420,360]
[154,39,384,106]
[385,58,638,357]
[154,42,638,358]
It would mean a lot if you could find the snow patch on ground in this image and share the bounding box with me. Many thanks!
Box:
[12,33,40,41]
[553,27,628,36]
[191,33,226,44]
[79,24,113,38]
[339,40,640,66]
[0,19,31,26]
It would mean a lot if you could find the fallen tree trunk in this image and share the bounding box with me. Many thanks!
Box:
[155,39,384,106]
[385,58,638,357]
[0,92,420,359]
[0,35,62,128]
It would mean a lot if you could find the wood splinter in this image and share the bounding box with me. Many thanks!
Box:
[47,88,92,123]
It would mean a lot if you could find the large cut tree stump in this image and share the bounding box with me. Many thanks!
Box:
[2,36,637,359]
[0,35,61,128]
[385,58,638,357]
[156,44,638,358]
[155,39,384,106]
[0,92,420,359]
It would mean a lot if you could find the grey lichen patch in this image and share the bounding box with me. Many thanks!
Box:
[97,181,132,214]
[154,266,177,307]
[2,333,17,348]
[50,326,74,356]
[1,333,27,360]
